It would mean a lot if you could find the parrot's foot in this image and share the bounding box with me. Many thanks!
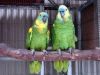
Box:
[47,46,52,51]
[43,50,48,55]
[68,48,73,54]
[31,49,35,55]
[58,49,62,55]
[43,50,48,60]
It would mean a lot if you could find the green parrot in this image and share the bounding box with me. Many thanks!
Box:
[25,12,49,74]
[51,5,77,73]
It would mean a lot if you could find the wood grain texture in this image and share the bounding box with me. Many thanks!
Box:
[0,48,100,61]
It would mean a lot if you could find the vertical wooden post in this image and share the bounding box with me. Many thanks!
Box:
[96,0,100,47]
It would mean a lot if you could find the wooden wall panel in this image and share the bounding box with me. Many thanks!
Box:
[0,60,30,75]
[74,2,100,75]
[44,0,87,6]
[0,6,38,48]
[81,3,98,49]
[0,0,43,5]
[97,0,100,46]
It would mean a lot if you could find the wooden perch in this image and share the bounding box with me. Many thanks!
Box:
[0,48,100,61]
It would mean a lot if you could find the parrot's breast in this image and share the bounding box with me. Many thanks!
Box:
[52,22,76,50]
[35,20,47,32]
[30,28,47,50]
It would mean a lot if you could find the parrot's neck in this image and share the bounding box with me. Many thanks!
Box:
[33,20,47,32]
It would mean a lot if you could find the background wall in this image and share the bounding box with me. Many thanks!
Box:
[0,0,100,75]
[0,6,39,48]
[81,3,98,49]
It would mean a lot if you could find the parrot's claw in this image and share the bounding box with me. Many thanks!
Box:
[43,50,48,55]
[58,49,62,55]
[43,50,48,60]
[31,49,35,55]
[68,48,73,54]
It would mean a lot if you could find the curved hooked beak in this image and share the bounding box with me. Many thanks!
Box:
[42,16,48,23]
[60,11,65,18]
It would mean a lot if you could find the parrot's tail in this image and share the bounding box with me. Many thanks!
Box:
[29,61,41,74]
[63,60,69,73]
[54,60,69,73]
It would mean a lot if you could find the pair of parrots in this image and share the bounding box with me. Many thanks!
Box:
[26,5,77,74]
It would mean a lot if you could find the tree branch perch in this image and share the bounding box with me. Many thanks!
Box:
[0,48,100,61]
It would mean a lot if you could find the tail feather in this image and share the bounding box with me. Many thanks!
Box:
[54,60,69,73]
[54,60,63,72]
[63,60,69,73]
[29,61,41,74]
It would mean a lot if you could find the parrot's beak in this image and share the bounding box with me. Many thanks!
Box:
[42,16,48,23]
[60,11,65,18]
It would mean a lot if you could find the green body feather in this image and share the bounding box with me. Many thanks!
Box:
[52,6,77,73]
[52,17,77,50]
[30,27,48,50]
[26,26,49,74]
[25,12,49,74]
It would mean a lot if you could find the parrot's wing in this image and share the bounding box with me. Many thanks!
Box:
[46,30,50,48]
[47,30,50,43]
[68,15,77,42]
[72,22,77,42]
[25,27,32,49]
[51,24,55,46]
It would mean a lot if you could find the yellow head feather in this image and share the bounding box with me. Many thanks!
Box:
[57,5,71,22]
[57,10,70,22]
[64,10,70,21]
[35,20,47,32]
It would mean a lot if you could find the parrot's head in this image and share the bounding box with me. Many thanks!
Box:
[36,12,48,24]
[35,12,48,32]
[57,5,70,21]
